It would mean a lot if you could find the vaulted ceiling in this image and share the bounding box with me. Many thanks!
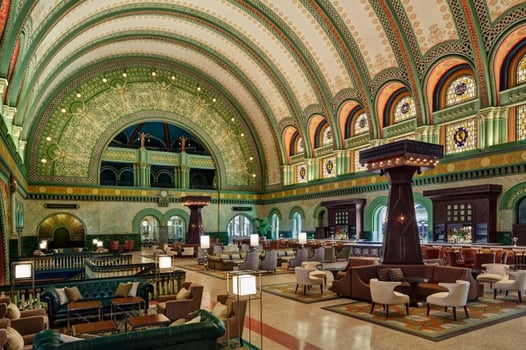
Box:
[1,1,525,192]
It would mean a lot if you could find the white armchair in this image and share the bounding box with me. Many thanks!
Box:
[369,278,410,318]
[294,267,323,296]
[476,263,509,288]
[493,270,526,303]
[426,280,470,321]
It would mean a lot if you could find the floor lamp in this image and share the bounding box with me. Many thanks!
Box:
[157,254,173,295]
[11,261,35,309]
[200,235,210,269]
[227,270,263,349]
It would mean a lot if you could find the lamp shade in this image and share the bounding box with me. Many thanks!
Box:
[14,263,33,279]
[232,274,257,296]
[250,234,259,247]
[92,238,98,244]
[200,235,210,249]
[158,255,172,269]
[39,240,48,250]
[298,232,307,245]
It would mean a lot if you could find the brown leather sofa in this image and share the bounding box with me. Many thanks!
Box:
[331,263,483,302]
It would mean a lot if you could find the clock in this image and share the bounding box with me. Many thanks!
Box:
[160,190,168,198]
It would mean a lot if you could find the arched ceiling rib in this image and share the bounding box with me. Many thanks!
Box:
[1,0,525,191]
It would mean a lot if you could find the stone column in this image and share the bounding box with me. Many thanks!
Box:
[182,196,211,244]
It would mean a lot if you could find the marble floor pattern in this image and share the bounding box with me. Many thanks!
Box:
[136,249,526,350]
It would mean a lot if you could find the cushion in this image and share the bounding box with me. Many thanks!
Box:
[169,318,186,326]
[176,287,191,300]
[211,301,228,320]
[55,288,69,305]
[230,253,241,259]
[185,315,201,324]
[6,303,20,320]
[128,282,140,297]
[60,334,84,343]
[220,254,231,260]
[388,267,404,282]
[65,286,83,303]
[115,283,132,298]
[377,267,391,281]
[5,326,24,350]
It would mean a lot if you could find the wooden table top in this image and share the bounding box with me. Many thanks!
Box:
[127,314,170,329]
[67,300,102,311]
[111,296,145,306]
[72,320,118,336]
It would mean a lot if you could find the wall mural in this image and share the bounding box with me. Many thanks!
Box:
[31,68,260,190]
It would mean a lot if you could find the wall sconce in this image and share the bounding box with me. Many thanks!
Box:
[250,234,259,248]
[298,232,307,246]
[397,214,406,224]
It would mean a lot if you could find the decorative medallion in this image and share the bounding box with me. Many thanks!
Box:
[299,166,306,179]
[454,127,468,147]
[325,160,334,174]
[454,82,467,95]
[359,116,367,129]
[400,102,410,114]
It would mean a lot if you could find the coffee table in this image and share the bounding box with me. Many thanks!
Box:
[67,300,102,329]
[126,313,170,332]
[72,320,119,336]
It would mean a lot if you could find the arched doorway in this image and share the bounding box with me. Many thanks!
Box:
[38,213,86,249]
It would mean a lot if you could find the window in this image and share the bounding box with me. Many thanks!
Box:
[140,216,159,243]
[271,213,280,239]
[227,215,252,241]
[517,104,526,141]
[167,215,185,242]
[292,212,302,239]
[353,113,369,136]
[322,126,332,146]
[393,96,416,123]
[445,75,476,107]
[517,54,526,85]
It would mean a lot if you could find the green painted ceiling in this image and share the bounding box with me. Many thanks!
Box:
[0,1,525,191]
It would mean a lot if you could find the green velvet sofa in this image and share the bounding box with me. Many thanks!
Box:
[32,309,225,350]
[40,276,154,328]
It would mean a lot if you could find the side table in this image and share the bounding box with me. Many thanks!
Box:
[67,300,102,330]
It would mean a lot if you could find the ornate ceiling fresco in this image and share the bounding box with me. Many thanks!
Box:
[1,0,526,191]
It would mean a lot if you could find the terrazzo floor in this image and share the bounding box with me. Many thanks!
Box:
[135,249,526,350]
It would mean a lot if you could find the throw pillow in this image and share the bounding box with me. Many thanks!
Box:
[65,286,83,303]
[128,282,140,297]
[377,267,391,281]
[169,318,186,327]
[388,267,404,282]
[185,315,201,324]
[6,303,21,320]
[211,301,228,320]
[114,282,132,298]
[5,326,24,350]
[55,287,69,305]
[176,287,191,300]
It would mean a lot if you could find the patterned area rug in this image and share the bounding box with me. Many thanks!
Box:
[262,282,340,304]
[176,264,293,280]
[322,297,526,341]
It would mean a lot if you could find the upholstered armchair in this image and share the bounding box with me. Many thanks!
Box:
[309,247,325,267]
[216,294,247,344]
[238,251,260,271]
[472,253,496,270]
[493,270,526,303]
[288,248,308,269]
[369,278,410,318]
[259,250,278,273]
[294,267,323,296]
[123,240,135,252]
[109,240,121,252]
[157,282,204,321]
[426,280,470,321]
[0,315,48,350]
[476,263,509,288]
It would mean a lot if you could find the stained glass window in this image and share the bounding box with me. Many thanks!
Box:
[518,104,526,141]
[322,157,336,178]
[296,164,307,183]
[322,126,332,146]
[517,54,526,84]
[445,75,476,106]
[445,119,476,154]
[353,113,369,135]
[295,137,304,154]
[393,96,416,123]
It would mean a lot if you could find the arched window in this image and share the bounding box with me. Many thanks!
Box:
[393,96,416,123]
[517,197,526,224]
[141,215,159,243]
[227,215,252,241]
[445,75,476,107]
[353,113,369,136]
[271,213,280,239]
[291,212,302,239]
[167,215,185,242]
[517,54,526,85]
[322,126,332,146]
